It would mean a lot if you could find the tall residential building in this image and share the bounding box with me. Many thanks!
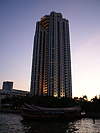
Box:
[30,11,72,98]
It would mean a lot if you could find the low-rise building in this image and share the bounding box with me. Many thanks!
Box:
[0,81,29,106]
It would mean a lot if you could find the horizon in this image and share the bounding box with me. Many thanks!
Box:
[0,0,100,101]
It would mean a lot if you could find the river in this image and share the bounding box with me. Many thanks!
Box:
[0,113,100,133]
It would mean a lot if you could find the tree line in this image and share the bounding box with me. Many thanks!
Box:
[1,95,100,113]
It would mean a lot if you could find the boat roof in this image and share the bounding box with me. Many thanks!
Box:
[24,103,81,112]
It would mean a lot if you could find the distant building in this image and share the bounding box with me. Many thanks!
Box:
[30,11,72,98]
[2,81,13,91]
[0,81,29,103]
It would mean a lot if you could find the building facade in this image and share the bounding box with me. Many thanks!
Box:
[30,11,72,98]
[2,81,13,91]
[0,81,29,107]
[0,81,29,96]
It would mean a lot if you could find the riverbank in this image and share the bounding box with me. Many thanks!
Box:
[0,108,21,114]
[82,112,100,118]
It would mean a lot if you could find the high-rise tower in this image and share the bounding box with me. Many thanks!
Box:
[30,11,72,98]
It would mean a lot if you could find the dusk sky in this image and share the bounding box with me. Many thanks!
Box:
[0,0,100,100]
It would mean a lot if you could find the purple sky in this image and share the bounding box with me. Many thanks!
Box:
[0,0,100,100]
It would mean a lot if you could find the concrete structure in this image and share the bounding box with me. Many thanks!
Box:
[0,81,29,103]
[2,81,13,91]
[30,11,72,98]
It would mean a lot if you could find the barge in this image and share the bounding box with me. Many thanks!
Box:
[21,103,81,120]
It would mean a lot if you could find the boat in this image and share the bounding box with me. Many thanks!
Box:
[20,103,81,120]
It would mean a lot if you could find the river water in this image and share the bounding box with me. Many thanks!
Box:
[0,113,100,133]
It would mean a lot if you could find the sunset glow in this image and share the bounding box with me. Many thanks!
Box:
[0,0,100,101]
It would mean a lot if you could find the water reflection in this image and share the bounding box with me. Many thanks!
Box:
[21,119,79,133]
[0,113,100,133]
[0,113,24,133]
[21,118,100,133]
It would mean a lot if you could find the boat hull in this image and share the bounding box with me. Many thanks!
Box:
[21,104,81,120]
[21,113,81,120]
